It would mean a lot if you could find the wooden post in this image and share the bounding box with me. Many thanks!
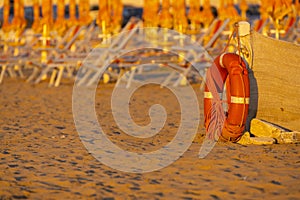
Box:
[238,21,252,68]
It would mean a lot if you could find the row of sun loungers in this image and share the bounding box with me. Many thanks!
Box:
[0,15,299,87]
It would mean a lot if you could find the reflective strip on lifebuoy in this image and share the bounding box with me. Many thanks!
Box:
[230,96,250,104]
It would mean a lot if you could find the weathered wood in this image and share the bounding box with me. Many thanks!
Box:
[251,31,300,131]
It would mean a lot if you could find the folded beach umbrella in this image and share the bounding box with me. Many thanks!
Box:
[188,0,202,31]
[2,0,11,32]
[296,0,300,16]
[273,0,293,19]
[199,0,214,29]
[260,0,274,14]
[41,0,54,28]
[172,0,188,33]
[239,0,248,20]
[224,0,240,21]
[265,0,294,39]
[97,0,111,36]
[53,0,67,34]
[215,0,240,35]
[11,0,27,32]
[110,0,123,33]
[68,0,78,27]
[78,0,92,26]
[158,0,173,29]
[218,0,227,19]
[32,0,42,33]
[143,0,160,27]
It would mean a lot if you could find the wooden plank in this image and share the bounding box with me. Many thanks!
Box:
[251,31,300,131]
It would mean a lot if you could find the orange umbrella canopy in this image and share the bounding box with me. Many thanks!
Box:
[79,0,92,25]
[159,0,173,29]
[97,0,110,24]
[11,0,27,30]
[225,0,239,18]
[41,0,53,27]
[273,0,293,19]
[2,0,11,32]
[110,0,123,28]
[56,0,65,22]
[143,0,160,26]
[296,0,300,15]
[31,0,42,32]
[95,0,124,34]
[172,0,188,32]
[218,0,227,18]
[239,0,248,20]
[53,0,68,34]
[199,0,214,28]
[217,0,240,23]
[188,0,201,24]
[68,0,78,26]
[96,0,111,35]
[260,0,294,20]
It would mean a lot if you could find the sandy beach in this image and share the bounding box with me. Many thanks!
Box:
[0,78,299,199]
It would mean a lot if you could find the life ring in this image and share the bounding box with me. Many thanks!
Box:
[204,53,250,142]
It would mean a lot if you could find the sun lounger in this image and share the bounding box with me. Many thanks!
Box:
[28,25,93,86]
[0,29,41,83]
[75,17,143,87]
[159,18,230,88]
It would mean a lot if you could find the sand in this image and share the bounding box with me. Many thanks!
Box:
[1,79,300,199]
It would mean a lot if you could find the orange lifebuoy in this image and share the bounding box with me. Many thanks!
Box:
[204,53,250,142]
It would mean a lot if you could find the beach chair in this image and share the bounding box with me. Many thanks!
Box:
[0,29,41,83]
[41,24,98,87]
[75,17,143,87]
[268,15,298,41]
[112,18,231,89]
[198,19,231,48]
[252,18,270,34]
[73,23,97,53]
[28,25,91,86]
[114,48,182,89]
[158,18,230,88]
